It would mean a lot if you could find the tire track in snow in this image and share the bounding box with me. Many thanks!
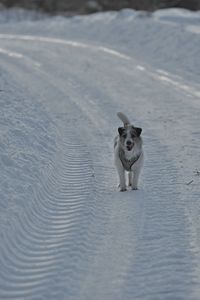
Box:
[0,34,130,61]
[0,45,41,67]
[0,136,95,298]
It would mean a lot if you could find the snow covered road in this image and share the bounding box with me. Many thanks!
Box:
[0,9,200,300]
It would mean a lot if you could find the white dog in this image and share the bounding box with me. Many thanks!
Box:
[114,112,143,191]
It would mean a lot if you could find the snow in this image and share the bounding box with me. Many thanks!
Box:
[0,7,46,23]
[0,7,200,300]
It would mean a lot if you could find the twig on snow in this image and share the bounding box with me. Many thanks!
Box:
[186,180,194,186]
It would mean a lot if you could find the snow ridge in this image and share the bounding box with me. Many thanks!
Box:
[0,135,95,298]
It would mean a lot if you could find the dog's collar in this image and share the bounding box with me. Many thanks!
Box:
[119,148,141,171]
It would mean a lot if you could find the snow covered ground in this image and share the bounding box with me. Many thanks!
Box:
[0,7,200,300]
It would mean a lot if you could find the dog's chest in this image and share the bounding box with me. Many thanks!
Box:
[119,148,140,171]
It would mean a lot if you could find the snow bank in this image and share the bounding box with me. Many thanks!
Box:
[0,7,46,23]
[0,8,199,83]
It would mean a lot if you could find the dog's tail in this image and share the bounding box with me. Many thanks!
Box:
[117,112,130,127]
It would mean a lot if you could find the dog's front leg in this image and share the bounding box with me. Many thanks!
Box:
[131,172,139,190]
[128,171,133,187]
[119,169,126,191]
[116,160,126,192]
[131,154,143,190]
[131,165,141,190]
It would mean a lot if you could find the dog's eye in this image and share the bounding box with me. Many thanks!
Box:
[131,134,136,139]
[122,134,127,139]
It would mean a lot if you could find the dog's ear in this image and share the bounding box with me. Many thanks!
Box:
[118,127,125,136]
[135,127,142,137]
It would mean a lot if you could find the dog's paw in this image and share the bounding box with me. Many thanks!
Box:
[119,187,127,192]
[131,187,138,190]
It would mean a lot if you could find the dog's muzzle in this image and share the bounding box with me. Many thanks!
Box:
[126,140,134,151]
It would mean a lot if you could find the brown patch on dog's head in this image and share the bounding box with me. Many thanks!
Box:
[135,127,142,137]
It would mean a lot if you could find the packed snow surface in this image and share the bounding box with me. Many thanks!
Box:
[0,7,200,300]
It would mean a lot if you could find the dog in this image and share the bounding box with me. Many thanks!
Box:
[114,112,143,192]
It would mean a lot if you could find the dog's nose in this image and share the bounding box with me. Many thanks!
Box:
[126,140,132,146]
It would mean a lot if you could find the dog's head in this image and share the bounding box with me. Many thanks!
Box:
[118,125,142,151]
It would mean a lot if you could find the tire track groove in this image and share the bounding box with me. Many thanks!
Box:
[0,136,95,299]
